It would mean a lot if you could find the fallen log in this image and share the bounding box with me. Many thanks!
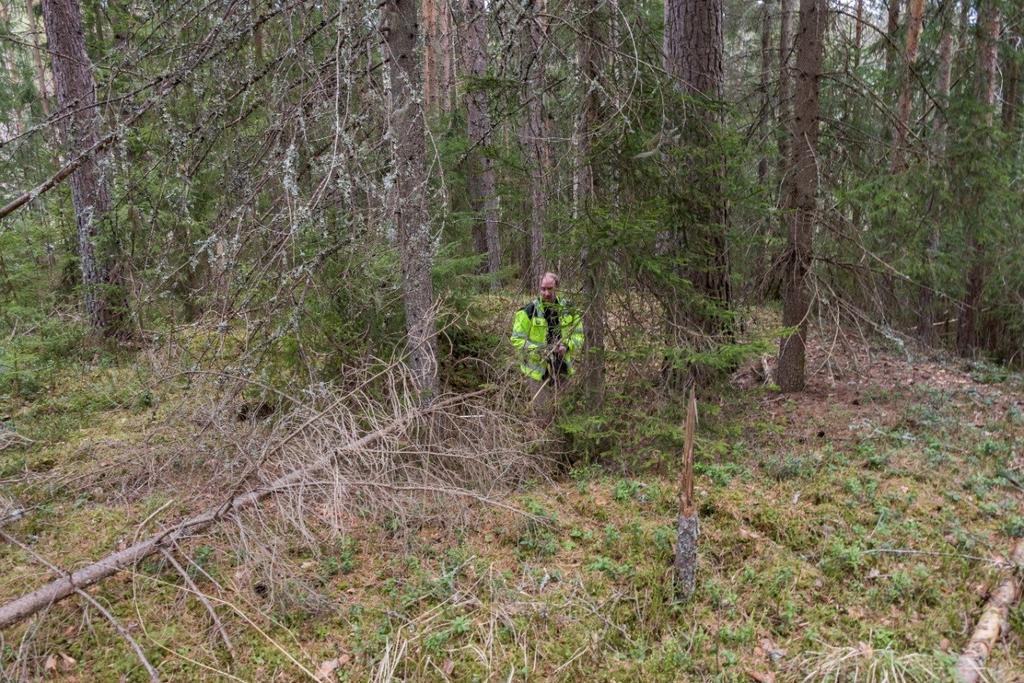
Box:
[0,395,458,630]
[954,538,1024,682]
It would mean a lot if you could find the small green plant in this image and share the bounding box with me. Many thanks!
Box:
[320,536,357,579]
[820,538,865,578]
[1001,515,1024,538]
[188,545,215,578]
[586,555,633,580]
[613,479,640,503]
[866,450,891,470]
[695,461,746,486]
[762,453,808,481]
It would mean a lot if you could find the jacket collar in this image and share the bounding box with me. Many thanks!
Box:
[534,297,562,312]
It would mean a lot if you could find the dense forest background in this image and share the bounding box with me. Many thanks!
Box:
[1,0,1021,399]
[2,0,1024,680]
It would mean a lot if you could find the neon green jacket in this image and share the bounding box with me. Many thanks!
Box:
[510,298,585,381]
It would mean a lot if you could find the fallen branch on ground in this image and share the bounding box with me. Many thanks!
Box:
[955,538,1024,682]
[0,530,160,681]
[0,393,470,631]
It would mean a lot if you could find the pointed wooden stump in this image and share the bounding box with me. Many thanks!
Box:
[675,386,698,599]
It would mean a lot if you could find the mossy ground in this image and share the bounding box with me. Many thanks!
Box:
[2,307,1023,681]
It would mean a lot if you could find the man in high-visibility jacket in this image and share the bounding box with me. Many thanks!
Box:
[510,272,584,420]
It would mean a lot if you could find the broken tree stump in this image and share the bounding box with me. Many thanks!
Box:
[675,386,698,599]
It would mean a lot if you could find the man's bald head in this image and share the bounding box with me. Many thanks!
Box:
[539,272,558,303]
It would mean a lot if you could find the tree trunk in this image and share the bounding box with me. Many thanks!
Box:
[885,0,901,78]
[26,0,50,116]
[932,3,956,155]
[251,0,264,64]
[42,0,124,336]
[891,0,925,171]
[461,0,501,288]
[918,0,956,344]
[577,0,605,402]
[757,0,773,185]
[778,0,795,163]
[0,5,26,135]
[663,0,730,345]
[957,1,1000,357]
[383,0,439,398]
[853,0,863,68]
[422,0,452,114]
[520,0,549,288]
[777,0,825,393]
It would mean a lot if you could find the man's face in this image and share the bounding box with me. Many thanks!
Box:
[539,276,557,303]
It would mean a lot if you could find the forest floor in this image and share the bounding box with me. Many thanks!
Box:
[1,305,1023,681]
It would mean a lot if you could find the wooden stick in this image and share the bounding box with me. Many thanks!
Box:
[674,386,699,599]
[0,393,469,630]
[678,386,697,517]
[955,538,1024,682]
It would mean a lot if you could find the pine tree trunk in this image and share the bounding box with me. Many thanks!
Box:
[384,0,439,398]
[423,0,438,112]
[422,0,452,114]
[577,0,605,403]
[778,0,795,160]
[663,0,730,346]
[932,3,955,155]
[462,0,501,288]
[26,0,50,116]
[885,0,901,78]
[891,0,925,171]
[757,1,773,185]
[0,5,25,135]
[42,0,123,336]
[520,0,549,288]
[777,0,825,393]
[853,0,863,67]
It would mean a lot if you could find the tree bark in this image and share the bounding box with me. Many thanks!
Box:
[42,0,124,335]
[885,0,901,78]
[26,0,50,116]
[520,0,549,288]
[422,0,453,114]
[757,0,773,185]
[853,0,863,68]
[461,0,501,288]
[891,0,925,171]
[576,0,605,402]
[383,0,439,398]
[932,2,956,156]
[663,0,730,350]
[777,0,825,393]
[778,0,794,178]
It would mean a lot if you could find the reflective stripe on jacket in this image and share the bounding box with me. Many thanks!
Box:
[509,298,585,381]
